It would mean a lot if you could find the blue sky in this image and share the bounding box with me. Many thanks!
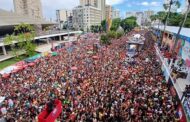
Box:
[0,0,186,20]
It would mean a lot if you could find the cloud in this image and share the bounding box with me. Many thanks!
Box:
[141,1,160,7]
[150,2,160,6]
[106,0,125,5]
[141,2,149,6]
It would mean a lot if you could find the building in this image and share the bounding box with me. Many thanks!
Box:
[135,12,144,26]
[112,9,120,19]
[80,0,97,7]
[72,6,102,31]
[56,9,72,29]
[13,0,43,19]
[144,10,154,19]
[105,5,113,19]
[80,0,105,20]
[126,12,136,18]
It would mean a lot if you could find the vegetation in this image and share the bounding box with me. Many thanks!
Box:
[0,55,28,70]
[90,25,101,33]
[110,18,121,31]
[100,34,110,45]
[4,23,37,59]
[101,19,107,32]
[121,16,138,32]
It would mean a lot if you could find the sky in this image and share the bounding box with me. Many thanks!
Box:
[0,0,186,20]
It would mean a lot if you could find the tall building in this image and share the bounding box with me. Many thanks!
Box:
[100,0,106,20]
[80,0,97,7]
[105,5,113,20]
[112,9,120,19]
[73,5,102,31]
[56,9,72,29]
[13,0,43,19]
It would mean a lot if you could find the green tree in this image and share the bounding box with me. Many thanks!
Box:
[110,18,121,31]
[121,17,137,32]
[161,0,181,44]
[4,34,20,59]
[3,23,37,58]
[101,19,107,32]
[107,31,117,39]
[100,34,110,45]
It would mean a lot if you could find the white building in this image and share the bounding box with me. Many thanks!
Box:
[56,9,72,29]
[112,9,120,19]
[72,6,102,31]
[182,0,190,13]
[80,0,105,20]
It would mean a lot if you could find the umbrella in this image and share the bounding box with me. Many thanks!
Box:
[28,62,35,67]
[52,52,58,56]
[87,51,93,54]
[11,69,19,73]
[2,73,10,79]
[92,56,99,60]
[71,66,77,71]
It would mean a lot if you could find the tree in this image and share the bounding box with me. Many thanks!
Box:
[110,18,121,31]
[161,0,181,45]
[100,34,110,45]
[3,23,37,58]
[101,19,107,32]
[107,31,117,39]
[172,0,190,55]
[121,17,138,32]
[4,34,20,59]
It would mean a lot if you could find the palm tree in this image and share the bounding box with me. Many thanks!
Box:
[172,0,190,55]
[161,0,180,45]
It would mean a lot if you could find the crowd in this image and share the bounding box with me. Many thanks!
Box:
[0,31,181,122]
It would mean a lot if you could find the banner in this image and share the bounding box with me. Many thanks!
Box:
[182,40,190,61]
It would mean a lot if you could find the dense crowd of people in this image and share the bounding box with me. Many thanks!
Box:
[0,31,181,122]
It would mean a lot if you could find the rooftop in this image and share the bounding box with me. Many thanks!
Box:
[153,25,190,38]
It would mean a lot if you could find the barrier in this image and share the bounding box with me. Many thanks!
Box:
[38,100,63,122]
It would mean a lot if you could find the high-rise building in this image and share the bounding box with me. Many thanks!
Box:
[13,0,43,19]
[80,0,105,20]
[112,9,120,19]
[73,5,102,31]
[56,9,72,29]
[80,0,97,7]
[105,5,113,19]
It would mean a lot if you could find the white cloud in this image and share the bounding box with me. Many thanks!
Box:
[106,0,125,5]
[141,1,160,7]
[150,2,160,6]
[141,2,149,6]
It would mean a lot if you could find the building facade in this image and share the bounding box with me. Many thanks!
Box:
[105,5,113,20]
[112,9,120,19]
[56,9,72,29]
[126,12,136,18]
[13,0,43,19]
[72,6,101,31]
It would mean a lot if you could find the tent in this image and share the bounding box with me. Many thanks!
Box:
[38,100,62,122]
[51,52,58,56]
[25,54,41,62]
